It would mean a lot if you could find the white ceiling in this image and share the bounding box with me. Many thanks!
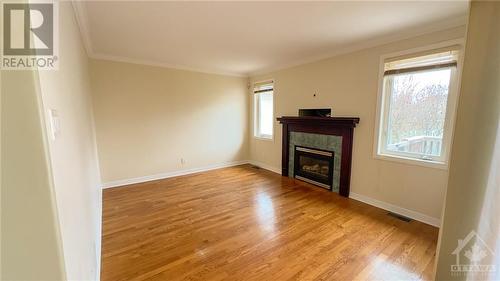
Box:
[74,1,468,77]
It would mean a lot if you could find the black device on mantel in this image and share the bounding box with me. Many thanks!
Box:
[299,108,332,117]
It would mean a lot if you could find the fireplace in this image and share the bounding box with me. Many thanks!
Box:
[277,116,359,197]
[294,146,334,190]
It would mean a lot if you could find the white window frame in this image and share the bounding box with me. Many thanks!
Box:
[253,80,274,140]
[373,40,464,170]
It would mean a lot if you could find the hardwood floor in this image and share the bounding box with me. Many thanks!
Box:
[101,165,438,281]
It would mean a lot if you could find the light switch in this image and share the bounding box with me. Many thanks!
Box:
[48,109,60,140]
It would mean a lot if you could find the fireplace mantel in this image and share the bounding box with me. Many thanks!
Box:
[277,116,359,127]
[277,116,359,197]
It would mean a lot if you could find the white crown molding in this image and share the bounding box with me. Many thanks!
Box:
[349,192,441,227]
[102,160,250,189]
[89,53,246,77]
[71,1,466,79]
[248,16,467,76]
[72,1,244,77]
[72,0,94,57]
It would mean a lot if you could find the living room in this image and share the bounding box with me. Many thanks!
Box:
[2,1,499,281]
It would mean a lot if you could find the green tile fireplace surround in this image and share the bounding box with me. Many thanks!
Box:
[277,116,360,197]
[288,132,342,192]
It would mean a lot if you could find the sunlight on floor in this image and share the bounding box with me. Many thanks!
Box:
[355,254,422,281]
[254,192,276,234]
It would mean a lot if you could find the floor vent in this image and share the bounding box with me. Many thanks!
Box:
[387,212,412,222]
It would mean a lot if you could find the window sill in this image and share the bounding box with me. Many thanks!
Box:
[374,153,448,170]
[254,135,273,142]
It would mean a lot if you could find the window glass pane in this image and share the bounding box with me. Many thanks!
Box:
[385,68,452,157]
[258,92,273,136]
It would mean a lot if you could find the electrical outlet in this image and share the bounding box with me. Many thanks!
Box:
[180,158,186,165]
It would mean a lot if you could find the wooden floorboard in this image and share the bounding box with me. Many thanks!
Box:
[101,164,438,281]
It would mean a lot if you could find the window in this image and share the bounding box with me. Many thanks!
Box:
[253,81,274,139]
[376,48,460,166]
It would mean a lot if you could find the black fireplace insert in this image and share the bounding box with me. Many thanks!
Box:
[293,146,334,190]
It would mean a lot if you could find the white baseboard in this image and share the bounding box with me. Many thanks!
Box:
[102,160,250,189]
[102,161,439,228]
[248,160,282,174]
[349,192,441,227]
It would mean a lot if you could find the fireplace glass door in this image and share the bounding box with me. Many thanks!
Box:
[294,146,334,190]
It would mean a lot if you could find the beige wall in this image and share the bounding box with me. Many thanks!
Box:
[436,2,500,280]
[1,70,65,279]
[90,60,248,184]
[35,2,103,280]
[249,26,466,223]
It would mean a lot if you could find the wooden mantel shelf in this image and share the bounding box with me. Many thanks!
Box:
[277,116,360,127]
[276,116,360,197]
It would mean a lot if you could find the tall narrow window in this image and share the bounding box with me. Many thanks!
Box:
[376,49,460,165]
[254,81,274,139]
